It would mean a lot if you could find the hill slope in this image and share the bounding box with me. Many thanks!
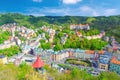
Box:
[0,13,120,42]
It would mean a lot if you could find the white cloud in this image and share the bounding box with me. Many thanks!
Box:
[92,11,99,16]
[27,6,99,16]
[80,6,99,16]
[80,6,92,12]
[27,5,118,16]
[62,0,82,4]
[27,7,70,16]
[104,9,117,16]
[79,6,118,16]
[32,0,42,2]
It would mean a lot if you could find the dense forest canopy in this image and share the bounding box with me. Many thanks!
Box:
[0,13,120,42]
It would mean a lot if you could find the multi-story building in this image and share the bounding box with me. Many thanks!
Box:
[109,56,120,74]
[51,50,70,62]
[0,41,16,50]
[19,26,36,39]
[21,44,31,54]
[98,52,112,71]
[70,24,90,30]
[73,49,86,59]
[73,49,95,60]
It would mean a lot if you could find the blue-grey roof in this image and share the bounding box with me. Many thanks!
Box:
[99,51,112,64]
[0,55,5,58]
[54,51,58,54]
[34,48,43,54]
[75,49,85,53]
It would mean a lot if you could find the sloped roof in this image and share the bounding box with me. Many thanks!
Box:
[33,56,44,68]
[76,49,85,53]
[98,50,105,54]
[111,56,120,65]
[86,50,95,54]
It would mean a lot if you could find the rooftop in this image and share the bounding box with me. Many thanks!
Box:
[33,56,44,68]
[0,55,6,58]
[86,50,95,54]
[111,56,120,65]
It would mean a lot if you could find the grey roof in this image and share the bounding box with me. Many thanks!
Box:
[0,55,6,58]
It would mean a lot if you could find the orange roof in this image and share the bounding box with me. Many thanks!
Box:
[111,56,120,65]
[86,50,95,54]
[98,50,105,54]
[76,31,81,35]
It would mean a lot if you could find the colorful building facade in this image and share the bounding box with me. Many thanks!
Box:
[98,52,112,70]
[109,56,120,74]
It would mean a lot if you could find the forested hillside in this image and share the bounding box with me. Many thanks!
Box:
[0,13,120,42]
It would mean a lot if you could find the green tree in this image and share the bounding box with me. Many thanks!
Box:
[0,46,21,57]
[41,42,51,50]
[54,44,63,51]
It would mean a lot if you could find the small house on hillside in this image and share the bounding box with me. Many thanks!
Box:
[70,24,90,30]
[0,55,7,64]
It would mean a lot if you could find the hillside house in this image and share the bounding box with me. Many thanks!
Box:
[61,33,68,45]
[98,52,112,71]
[0,55,7,64]
[19,26,36,39]
[76,31,82,37]
[70,24,90,30]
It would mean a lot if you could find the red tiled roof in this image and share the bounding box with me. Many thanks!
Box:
[33,56,44,68]
[76,31,81,35]
[98,50,105,54]
[86,50,95,54]
[111,56,120,65]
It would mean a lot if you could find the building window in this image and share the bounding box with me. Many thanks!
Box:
[101,65,106,70]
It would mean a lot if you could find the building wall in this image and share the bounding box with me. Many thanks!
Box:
[0,42,16,50]
[74,51,94,60]
[68,52,73,58]
[51,52,69,62]
[109,63,120,74]
[0,57,7,64]
[99,63,108,71]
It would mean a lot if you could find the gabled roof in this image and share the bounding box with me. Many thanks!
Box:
[33,56,44,68]
[99,52,112,64]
